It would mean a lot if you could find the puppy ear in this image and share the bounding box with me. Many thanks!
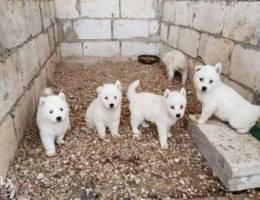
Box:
[96,86,103,94]
[59,92,66,101]
[115,80,121,90]
[180,88,187,97]
[39,97,46,106]
[195,65,202,72]
[164,89,170,99]
[215,63,222,74]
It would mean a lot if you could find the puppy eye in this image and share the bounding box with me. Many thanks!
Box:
[180,105,183,109]
[209,80,214,84]
[105,96,108,100]
[114,96,117,100]
[60,108,63,111]
[49,110,53,114]
[199,78,204,82]
[170,106,175,110]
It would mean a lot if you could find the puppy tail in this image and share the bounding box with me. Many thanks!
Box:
[42,88,54,97]
[127,80,140,101]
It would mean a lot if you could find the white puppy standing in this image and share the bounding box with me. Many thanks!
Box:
[37,88,70,156]
[85,81,122,139]
[191,63,260,134]
[128,80,187,149]
[162,50,188,84]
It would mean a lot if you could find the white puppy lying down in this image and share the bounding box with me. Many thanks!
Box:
[191,63,260,134]
[162,50,188,84]
[85,81,122,139]
[128,80,187,149]
[37,88,70,156]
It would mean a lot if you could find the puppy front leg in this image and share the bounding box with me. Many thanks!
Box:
[41,134,56,156]
[95,121,106,139]
[157,123,168,149]
[109,121,120,138]
[196,103,217,125]
[168,67,175,82]
[181,68,188,85]
[56,132,66,145]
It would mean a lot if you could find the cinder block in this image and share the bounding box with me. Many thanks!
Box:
[162,0,175,23]
[83,41,120,57]
[121,41,159,57]
[178,27,200,57]
[229,45,260,92]
[73,19,111,39]
[114,20,149,39]
[49,0,56,23]
[149,20,159,36]
[18,39,40,87]
[121,0,157,19]
[160,23,168,43]
[0,116,18,178]
[188,58,201,82]
[37,33,51,66]
[60,42,82,57]
[0,54,23,123]
[40,0,52,29]
[192,1,225,34]
[46,53,57,83]
[33,68,47,106]
[0,1,28,49]
[189,119,260,191]
[55,0,79,19]
[198,34,233,75]
[24,0,42,37]
[11,89,36,143]
[48,26,55,52]
[223,2,260,46]
[81,0,119,18]
[168,25,179,48]
[54,23,59,45]
[175,1,193,26]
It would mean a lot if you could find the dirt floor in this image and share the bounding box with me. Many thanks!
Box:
[3,60,260,199]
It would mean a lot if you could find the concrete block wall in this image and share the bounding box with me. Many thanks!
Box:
[0,0,60,178]
[56,0,161,58]
[160,0,260,102]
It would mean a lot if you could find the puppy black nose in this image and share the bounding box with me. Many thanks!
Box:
[56,116,62,122]
[202,86,207,92]
[176,114,181,118]
[109,103,114,108]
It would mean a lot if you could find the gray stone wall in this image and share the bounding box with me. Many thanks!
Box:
[56,0,161,58]
[160,0,260,102]
[0,0,60,178]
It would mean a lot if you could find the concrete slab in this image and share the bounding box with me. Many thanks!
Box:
[188,119,260,191]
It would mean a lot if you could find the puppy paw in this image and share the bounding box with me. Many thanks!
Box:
[141,122,149,128]
[133,133,141,140]
[161,144,169,149]
[56,139,65,145]
[98,133,106,140]
[236,128,249,134]
[168,132,173,138]
[46,151,56,157]
[189,114,198,121]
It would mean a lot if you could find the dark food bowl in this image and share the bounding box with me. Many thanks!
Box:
[138,55,160,65]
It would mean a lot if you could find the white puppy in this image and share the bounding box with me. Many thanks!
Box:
[85,81,122,139]
[128,80,187,149]
[162,50,188,84]
[191,63,260,134]
[37,88,70,156]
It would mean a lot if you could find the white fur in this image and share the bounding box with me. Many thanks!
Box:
[191,63,260,134]
[36,88,70,156]
[162,50,188,84]
[85,81,122,139]
[128,80,187,149]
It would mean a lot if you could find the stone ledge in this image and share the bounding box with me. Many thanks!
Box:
[188,118,260,191]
